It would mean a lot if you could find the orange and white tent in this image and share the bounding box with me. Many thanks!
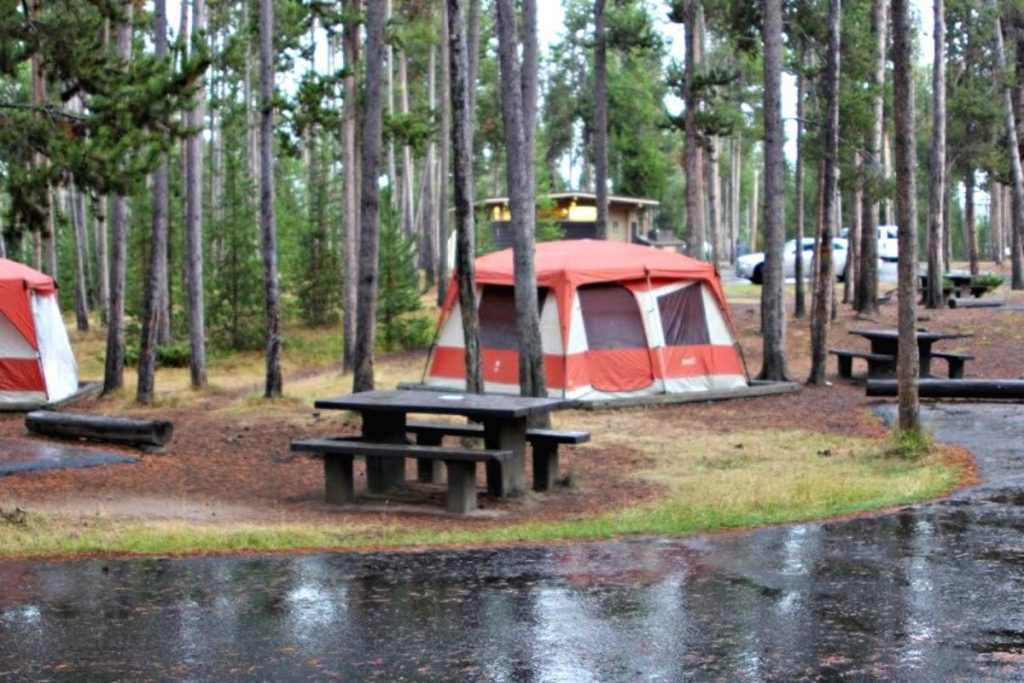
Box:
[425,240,747,401]
[0,259,78,406]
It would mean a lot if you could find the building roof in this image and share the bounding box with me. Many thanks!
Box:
[478,192,659,208]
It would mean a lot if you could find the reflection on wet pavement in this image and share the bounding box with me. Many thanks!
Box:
[1,404,1023,680]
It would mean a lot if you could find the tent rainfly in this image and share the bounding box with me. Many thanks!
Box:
[426,240,747,401]
[0,259,79,406]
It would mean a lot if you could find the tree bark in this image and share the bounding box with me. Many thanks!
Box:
[964,169,979,275]
[385,0,397,205]
[893,0,920,432]
[68,176,90,332]
[102,3,132,395]
[808,0,840,386]
[593,0,608,239]
[794,57,806,318]
[683,0,706,258]
[758,0,788,381]
[846,157,862,306]
[419,45,437,288]
[91,192,109,325]
[447,0,482,393]
[707,136,722,266]
[258,0,282,396]
[353,0,386,392]
[137,0,171,404]
[341,1,361,372]
[994,6,1024,289]
[184,0,207,388]
[991,181,1003,263]
[437,7,452,307]
[731,137,741,263]
[924,0,946,309]
[856,0,885,315]
[495,0,545,398]
[399,50,415,238]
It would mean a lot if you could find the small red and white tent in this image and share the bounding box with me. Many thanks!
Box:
[426,240,747,401]
[0,259,79,406]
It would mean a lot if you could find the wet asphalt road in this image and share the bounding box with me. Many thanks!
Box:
[1,403,1023,682]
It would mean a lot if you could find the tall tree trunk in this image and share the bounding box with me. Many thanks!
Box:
[353,0,386,392]
[893,0,920,432]
[593,0,609,239]
[857,0,885,314]
[437,8,452,307]
[992,181,1003,263]
[924,0,946,308]
[259,0,281,396]
[447,0,482,393]
[185,0,207,388]
[103,3,132,395]
[683,0,706,258]
[137,0,171,404]
[749,168,759,253]
[399,51,415,237]
[731,137,741,263]
[758,0,788,381]
[808,0,840,386]
[68,177,90,332]
[794,58,807,318]
[707,136,722,266]
[92,192,109,324]
[964,170,979,275]
[419,45,437,288]
[846,157,862,306]
[995,6,1024,289]
[341,1,360,372]
[385,0,397,204]
[495,0,545,398]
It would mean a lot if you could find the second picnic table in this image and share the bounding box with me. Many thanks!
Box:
[848,328,973,378]
[313,389,567,499]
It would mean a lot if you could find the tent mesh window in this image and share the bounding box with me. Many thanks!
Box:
[478,285,548,350]
[657,284,710,346]
[578,284,648,349]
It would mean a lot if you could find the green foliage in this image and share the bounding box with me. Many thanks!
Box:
[889,428,933,460]
[124,342,191,368]
[377,190,427,352]
[971,273,1005,289]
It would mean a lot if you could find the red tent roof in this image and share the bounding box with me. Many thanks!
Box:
[475,239,717,287]
[0,259,56,295]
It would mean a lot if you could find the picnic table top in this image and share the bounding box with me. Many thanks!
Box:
[849,328,973,343]
[314,389,567,419]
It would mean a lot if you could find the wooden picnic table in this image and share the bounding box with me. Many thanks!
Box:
[314,389,567,498]
[848,328,973,378]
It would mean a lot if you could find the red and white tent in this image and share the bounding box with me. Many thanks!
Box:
[0,259,79,406]
[426,240,747,401]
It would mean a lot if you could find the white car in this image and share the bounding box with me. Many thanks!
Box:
[839,225,900,262]
[736,237,848,285]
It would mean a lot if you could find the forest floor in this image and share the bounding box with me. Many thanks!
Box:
[0,263,1020,558]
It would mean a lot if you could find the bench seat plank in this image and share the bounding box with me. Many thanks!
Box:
[828,349,896,379]
[929,351,974,379]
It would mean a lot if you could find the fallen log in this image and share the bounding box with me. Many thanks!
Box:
[866,379,1024,400]
[947,298,1004,309]
[25,411,174,453]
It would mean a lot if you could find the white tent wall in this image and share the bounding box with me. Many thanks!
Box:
[33,293,79,402]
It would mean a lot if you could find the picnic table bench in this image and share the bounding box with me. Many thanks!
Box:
[290,436,512,514]
[406,421,590,491]
[828,349,897,379]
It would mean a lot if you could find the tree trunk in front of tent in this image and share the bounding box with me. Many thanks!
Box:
[683,0,706,259]
[495,0,545,399]
[259,0,282,397]
[893,0,920,433]
[808,0,840,387]
[353,0,386,393]
[447,0,482,394]
[593,0,608,240]
[758,0,787,381]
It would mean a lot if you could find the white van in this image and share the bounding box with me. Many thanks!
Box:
[877,225,899,262]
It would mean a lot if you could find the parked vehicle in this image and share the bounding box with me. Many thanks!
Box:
[735,237,849,285]
[838,225,900,262]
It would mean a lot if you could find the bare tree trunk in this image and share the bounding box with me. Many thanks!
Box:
[419,45,437,288]
[521,0,539,226]
[258,0,281,396]
[707,136,722,266]
[495,0,545,397]
[893,0,920,432]
[758,0,788,381]
[447,0,482,393]
[808,0,840,386]
[995,6,1024,289]
[963,170,979,275]
[137,0,171,404]
[992,181,1003,263]
[467,0,481,117]
[92,193,109,324]
[43,192,56,277]
[857,0,885,315]
[924,0,947,308]
[731,137,741,263]
[437,8,452,307]
[794,60,807,318]
[184,0,207,388]
[749,168,759,253]
[353,0,386,392]
[385,0,397,204]
[593,0,608,239]
[846,157,862,306]
[103,3,132,395]
[882,130,893,225]
[683,0,706,258]
[399,51,415,237]
[68,177,90,332]
[341,1,360,373]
